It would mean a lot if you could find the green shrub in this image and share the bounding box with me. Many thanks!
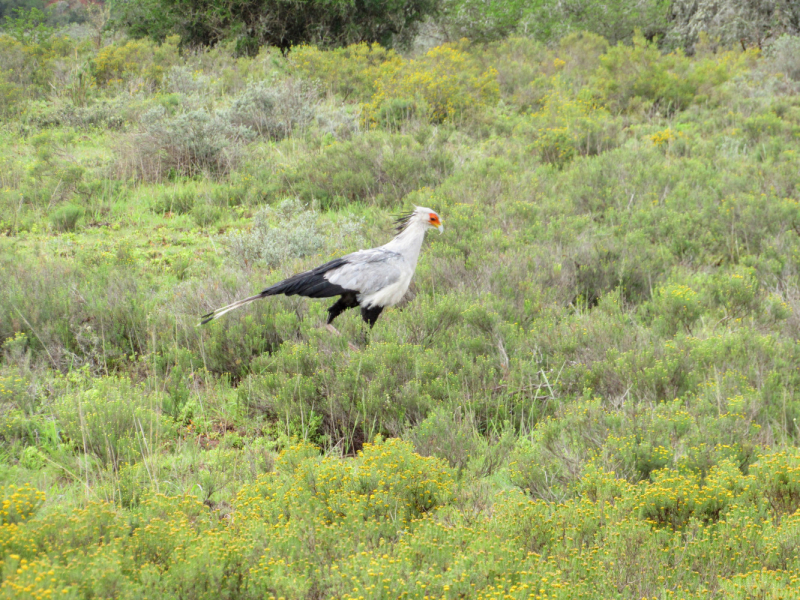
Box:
[30,98,128,130]
[314,103,362,140]
[196,307,291,380]
[558,0,670,46]
[593,32,748,115]
[709,266,760,318]
[0,256,157,372]
[460,36,548,109]
[0,362,32,412]
[49,203,83,232]
[0,29,76,102]
[152,188,195,214]
[53,375,175,470]
[0,68,23,116]
[165,64,209,95]
[408,407,480,473]
[667,0,800,52]
[236,438,455,553]
[270,131,453,209]
[437,0,532,43]
[637,462,746,530]
[191,201,222,227]
[113,0,439,53]
[439,0,669,46]
[517,85,622,167]
[375,96,418,131]
[91,35,180,89]
[742,110,787,142]
[534,126,576,168]
[648,282,703,335]
[509,400,609,501]
[408,407,515,479]
[247,334,450,449]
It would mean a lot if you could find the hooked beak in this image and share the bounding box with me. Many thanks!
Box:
[438,224,444,234]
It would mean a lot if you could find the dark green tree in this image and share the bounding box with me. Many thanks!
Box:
[0,0,44,22]
[1,5,53,43]
[109,0,439,53]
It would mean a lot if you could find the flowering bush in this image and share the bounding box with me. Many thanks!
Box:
[369,42,499,124]
[292,43,402,101]
[593,32,753,115]
[2,447,800,598]
[91,36,180,89]
[0,484,44,525]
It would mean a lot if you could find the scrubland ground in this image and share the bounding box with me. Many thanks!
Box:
[2,26,800,600]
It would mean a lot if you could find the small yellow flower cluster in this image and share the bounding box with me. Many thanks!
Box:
[650,128,676,146]
[0,483,45,526]
[635,463,742,530]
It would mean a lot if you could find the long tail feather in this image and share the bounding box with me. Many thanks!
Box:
[199,293,265,325]
[200,256,351,326]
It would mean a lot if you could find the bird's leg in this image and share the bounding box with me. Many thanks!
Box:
[355,306,382,347]
[360,305,384,328]
[327,293,358,326]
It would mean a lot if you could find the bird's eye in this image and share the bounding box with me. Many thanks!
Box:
[429,213,438,223]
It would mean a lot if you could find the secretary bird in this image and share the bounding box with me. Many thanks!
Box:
[201,207,443,329]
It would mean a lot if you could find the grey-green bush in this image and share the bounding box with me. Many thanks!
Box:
[224,198,364,268]
[119,106,254,180]
[226,78,319,140]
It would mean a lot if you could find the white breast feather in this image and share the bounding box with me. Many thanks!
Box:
[359,271,413,308]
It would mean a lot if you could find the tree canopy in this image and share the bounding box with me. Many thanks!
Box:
[110,0,439,53]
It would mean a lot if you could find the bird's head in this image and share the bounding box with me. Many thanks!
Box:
[425,209,444,233]
[396,207,443,234]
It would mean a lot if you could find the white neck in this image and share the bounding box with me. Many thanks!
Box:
[383,220,428,268]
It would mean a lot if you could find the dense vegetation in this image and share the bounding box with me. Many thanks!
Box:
[109,0,800,53]
[2,5,800,598]
[436,0,800,50]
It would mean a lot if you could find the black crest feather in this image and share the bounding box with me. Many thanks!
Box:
[393,208,416,234]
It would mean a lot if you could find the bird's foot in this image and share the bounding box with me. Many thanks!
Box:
[326,323,359,351]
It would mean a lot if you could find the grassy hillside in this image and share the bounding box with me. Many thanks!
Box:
[2,28,800,599]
